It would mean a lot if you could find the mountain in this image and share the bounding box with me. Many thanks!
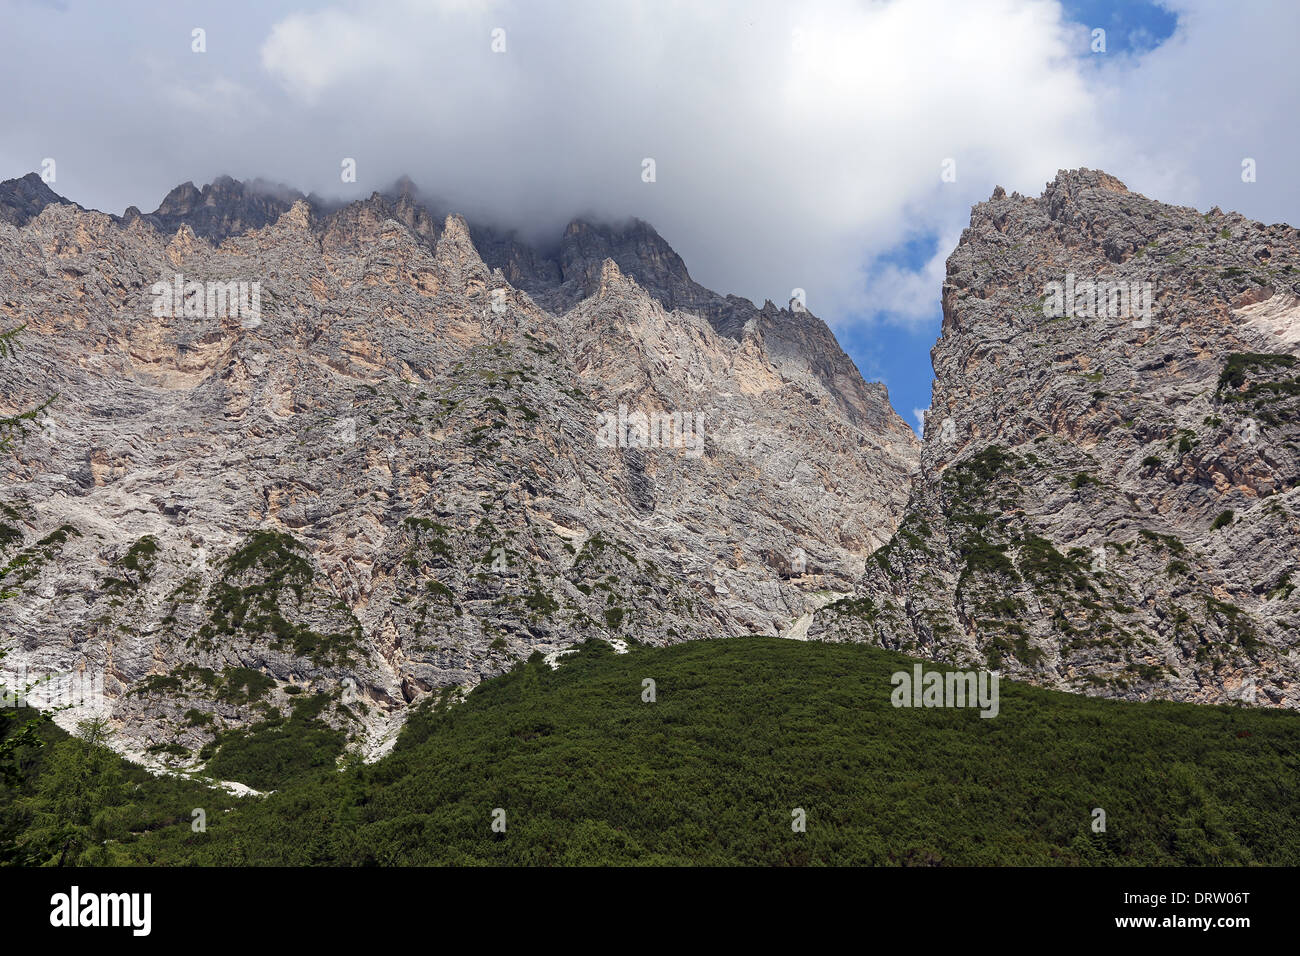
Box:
[4,166,1299,778]
[0,173,918,765]
[812,169,1300,710]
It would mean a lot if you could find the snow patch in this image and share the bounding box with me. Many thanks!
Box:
[1236,292,1300,348]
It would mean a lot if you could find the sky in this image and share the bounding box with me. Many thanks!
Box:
[1,0,1297,433]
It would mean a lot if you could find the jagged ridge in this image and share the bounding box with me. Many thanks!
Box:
[0,172,917,767]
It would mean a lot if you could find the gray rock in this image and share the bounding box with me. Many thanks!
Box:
[812,169,1300,712]
[0,177,918,765]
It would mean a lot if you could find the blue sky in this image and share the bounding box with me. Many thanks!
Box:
[848,0,1181,432]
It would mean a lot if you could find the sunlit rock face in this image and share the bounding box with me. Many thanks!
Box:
[813,169,1300,711]
[0,174,918,763]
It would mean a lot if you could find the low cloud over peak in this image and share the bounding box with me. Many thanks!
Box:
[1,0,1296,343]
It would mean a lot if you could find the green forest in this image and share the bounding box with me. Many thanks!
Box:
[2,636,1297,865]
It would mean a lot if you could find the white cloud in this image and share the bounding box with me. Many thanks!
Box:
[260,6,422,104]
[1,0,1296,340]
[1086,0,1300,227]
[159,77,268,122]
[863,229,962,324]
[248,0,1102,324]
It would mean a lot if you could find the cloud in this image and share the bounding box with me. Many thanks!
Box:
[863,230,962,325]
[158,76,269,122]
[0,0,1296,342]
[260,7,413,104]
[1085,0,1300,226]
[247,0,1100,326]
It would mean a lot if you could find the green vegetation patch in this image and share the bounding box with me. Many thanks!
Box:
[825,596,878,620]
[122,535,160,580]
[0,524,80,599]
[1218,352,1300,394]
[54,638,1300,866]
[0,714,237,866]
[942,445,1020,497]
[1017,536,1093,592]
[201,693,345,792]
[199,531,359,665]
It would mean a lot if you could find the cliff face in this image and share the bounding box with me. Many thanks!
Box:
[6,166,1297,773]
[813,169,1300,710]
[0,175,918,763]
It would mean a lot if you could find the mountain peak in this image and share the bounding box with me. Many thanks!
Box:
[440,211,472,242]
[278,199,314,231]
[838,164,1300,711]
[0,172,77,227]
[136,176,305,243]
[153,181,202,215]
[390,175,419,200]
[1049,167,1131,194]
